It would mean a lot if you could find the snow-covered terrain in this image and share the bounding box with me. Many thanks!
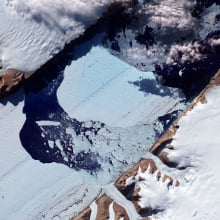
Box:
[159,84,220,219]
[0,0,129,72]
[134,77,220,220]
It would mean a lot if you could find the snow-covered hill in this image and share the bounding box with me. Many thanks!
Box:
[156,72,220,220]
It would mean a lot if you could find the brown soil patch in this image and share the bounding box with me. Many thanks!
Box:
[0,69,24,97]
[95,194,113,220]
[113,202,130,220]
[72,207,91,220]
[115,159,157,192]
[72,194,130,220]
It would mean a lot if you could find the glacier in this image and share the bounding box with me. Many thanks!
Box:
[0,0,220,219]
[0,24,186,220]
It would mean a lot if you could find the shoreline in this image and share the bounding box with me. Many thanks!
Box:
[72,68,220,220]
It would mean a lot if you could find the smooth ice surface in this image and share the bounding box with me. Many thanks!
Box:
[57,45,184,127]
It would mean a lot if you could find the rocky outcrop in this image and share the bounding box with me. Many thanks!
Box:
[115,159,157,192]
[73,207,91,220]
[95,194,130,220]
[150,69,220,165]
[73,70,220,220]
[73,159,178,219]
[0,69,24,98]
[115,159,179,216]
[72,194,130,220]
[0,69,35,98]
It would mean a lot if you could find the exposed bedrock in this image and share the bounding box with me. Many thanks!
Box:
[73,69,220,219]
[72,194,130,220]
[0,69,24,98]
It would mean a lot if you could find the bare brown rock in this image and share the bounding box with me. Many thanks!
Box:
[73,70,220,220]
[95,194,113,220]
[0,69,24,97]
[72,207,91,220]
[150,130,175,155]
[113,202,130,220]
[0,68,36,99]
[94,195,131,220]
[158,152,170,165]
[115,159,157,192]
[162,175,173,185]
[175,180,180,187]
[72,194,130,220]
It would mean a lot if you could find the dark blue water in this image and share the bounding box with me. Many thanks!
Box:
[18,13,220,173]
[154,31,220,100]
[20,32,106,172]
[20,72,102,171]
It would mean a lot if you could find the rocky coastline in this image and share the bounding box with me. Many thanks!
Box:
[72,69,220,220]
